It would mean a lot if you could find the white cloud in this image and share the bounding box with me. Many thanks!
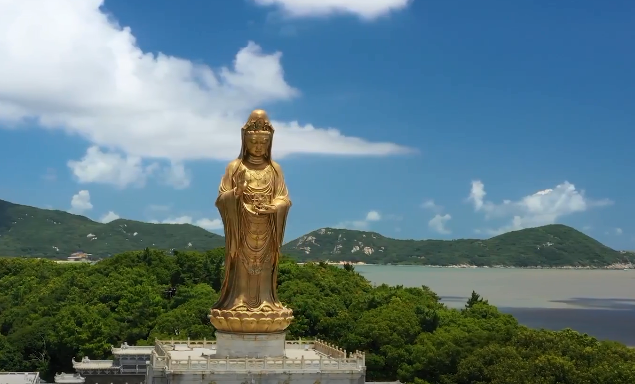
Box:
[365,210,381,221]
[608,228,623,236]
[160,216,223,231]
[68,146,156,188]
[69,190,93,213]
[428,214,451,235]
[67,146,191,189]
[468,181,486,211]
[421,199,443,212]
[161,162,191,189]
[195,218,224,231]
[0,0,410,188]
[253,0,411,19]
[100,211,120,223]
[469,180,613,235]
[336,210,382,230]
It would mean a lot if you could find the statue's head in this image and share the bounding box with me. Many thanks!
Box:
[240,109,274,160]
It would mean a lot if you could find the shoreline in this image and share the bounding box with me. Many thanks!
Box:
[298,261,634,270]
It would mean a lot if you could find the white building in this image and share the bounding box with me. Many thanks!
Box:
[0,373,41,384]
[54,374,85,384]
[71,343,154,384]
[147,338,365,384]
[69,337,366,384]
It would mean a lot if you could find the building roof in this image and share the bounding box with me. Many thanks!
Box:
[53,374,85,384]
[112,342,154,355]
[71,357,117,370]
[0,373,40,384]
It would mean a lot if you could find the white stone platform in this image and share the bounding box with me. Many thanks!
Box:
[148,338,366,384]
[215,331,286,358]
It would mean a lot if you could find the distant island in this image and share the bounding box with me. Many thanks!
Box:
[0,198,633,268]
[282,227,634,269]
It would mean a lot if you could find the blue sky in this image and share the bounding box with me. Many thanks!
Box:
[0,0,633,249]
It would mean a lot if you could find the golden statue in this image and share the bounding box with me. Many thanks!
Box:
[209,109,294,333]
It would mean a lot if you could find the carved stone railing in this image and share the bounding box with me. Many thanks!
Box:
[72,358,117,370]
[163,356,363,372]
[111,342,155,355]
[155,338,314,349]
[151,338,366,373]
[1,373,40,384]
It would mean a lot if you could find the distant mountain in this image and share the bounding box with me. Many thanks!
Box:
[1,198,632,267]
[281,225,634,267]
[0,199,224,258]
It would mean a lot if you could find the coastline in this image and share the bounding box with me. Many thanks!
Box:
[297,261,634,270]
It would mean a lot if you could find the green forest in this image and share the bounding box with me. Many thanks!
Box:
[1,248,633,384]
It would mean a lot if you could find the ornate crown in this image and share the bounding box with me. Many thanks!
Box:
[242,109,274,133]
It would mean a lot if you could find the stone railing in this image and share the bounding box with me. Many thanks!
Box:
[155,338,314,349]
[314,339,365,363]
[72,358,117,370]
[163,356,364,372]
[0,373,40,384]
[151,338,366,373]
[111,342,155,355]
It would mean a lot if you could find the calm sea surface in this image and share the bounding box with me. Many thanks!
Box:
[355,265,635,346]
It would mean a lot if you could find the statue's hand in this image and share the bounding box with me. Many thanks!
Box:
[255,204,277,215]
[235,170,248,196]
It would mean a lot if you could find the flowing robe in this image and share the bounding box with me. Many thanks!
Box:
[212,159,291,312]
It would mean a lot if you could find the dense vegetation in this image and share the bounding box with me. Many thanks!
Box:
[1,249,633,383]
[0,199,224,258]
[283,225,634,267]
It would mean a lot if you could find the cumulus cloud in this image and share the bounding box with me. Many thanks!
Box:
[67,146,192,189]
[253,0,411,19]
[69,190,93,214]
[421,199,443,212]
[100,211,120,223]
[428,214,451,235]
[336,210,382,230]
[0,0,410,189]
[365,210,381,221]
[159,216,223,231]
[468,180,613,235]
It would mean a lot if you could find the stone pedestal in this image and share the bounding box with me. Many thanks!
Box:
[215,331,286,358]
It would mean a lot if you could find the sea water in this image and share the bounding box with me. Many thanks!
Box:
[355,265,635,345]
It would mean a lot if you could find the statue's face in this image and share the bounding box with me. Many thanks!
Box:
[245,132,270,157]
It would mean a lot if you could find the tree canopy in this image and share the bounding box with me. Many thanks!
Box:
[0,248,633,383]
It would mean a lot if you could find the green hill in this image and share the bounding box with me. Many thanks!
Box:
[281,225,633,267]
[1,198,632,267]
[0,199,224,258]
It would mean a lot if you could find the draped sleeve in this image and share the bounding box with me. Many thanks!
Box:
[270,161,291,250]
[215,160,241,285]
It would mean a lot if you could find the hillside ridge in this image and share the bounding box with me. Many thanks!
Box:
[0,199,224,258]
[281,224,632,267]
[1,198,633,267]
